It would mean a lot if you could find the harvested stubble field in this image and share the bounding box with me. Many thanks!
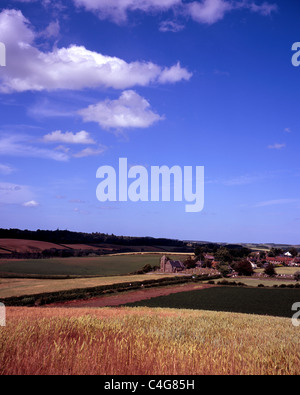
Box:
[0,273,177,299]
[0,306,299,375]
[50,283,214,308]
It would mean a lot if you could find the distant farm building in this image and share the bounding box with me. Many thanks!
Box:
[160,255,184,273]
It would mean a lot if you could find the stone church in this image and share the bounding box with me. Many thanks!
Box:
[160,255,185,273]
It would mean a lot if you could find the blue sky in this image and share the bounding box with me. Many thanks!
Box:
[0,0,300,244]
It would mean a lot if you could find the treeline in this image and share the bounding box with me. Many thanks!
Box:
[0,246,159,260]
[194,244,252,259]
[1,248,104,260]
[0,228,185,247]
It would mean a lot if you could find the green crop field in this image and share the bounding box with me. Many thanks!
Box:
[125,286,300,318]
[0,254,186,277]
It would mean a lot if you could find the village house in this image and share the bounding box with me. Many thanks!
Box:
[194,253,218,268]
[293,257,300,266]
[266,256,293,266]
[204,254,215,261]
[247,257,258,269]
[265,255,300,266]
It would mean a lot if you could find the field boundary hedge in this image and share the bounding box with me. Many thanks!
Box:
[0,274,221,307]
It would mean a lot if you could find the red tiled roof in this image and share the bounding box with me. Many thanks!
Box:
[266,256,293,262]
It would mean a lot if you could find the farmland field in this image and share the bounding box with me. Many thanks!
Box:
[255,267,299,276]
[124,286,300,318]
[0,239,66,253]
[0,254,183,276]
[0,273,177,299]
[0,306,299,375]
[1,251,299,376]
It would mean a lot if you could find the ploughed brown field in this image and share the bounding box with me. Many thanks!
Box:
[49,283,214,308]
[0,239,65,254]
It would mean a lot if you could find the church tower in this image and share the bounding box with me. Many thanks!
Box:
[160,255,168,272]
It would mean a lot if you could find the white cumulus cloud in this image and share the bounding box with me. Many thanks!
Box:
[73,0,181,23]
[22,200,40,207]
[78,90,164,130]
[72,0,278,26]
[158,62,192,83]
[0,9,192,93]
[186,0,233,24]
[43,130,96,145]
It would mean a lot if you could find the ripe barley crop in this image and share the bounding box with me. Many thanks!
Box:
[0,307,299,375]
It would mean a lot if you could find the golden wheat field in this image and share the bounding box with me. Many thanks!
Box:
[0,306,299,375]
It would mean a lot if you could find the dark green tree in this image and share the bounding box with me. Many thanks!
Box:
[217,263,231,278]
[236,260,254,276]
[183,256,196,269]
[288,248,298,258]
[268,248,283,257]
[214,247,233,264]
[264,263,276,277]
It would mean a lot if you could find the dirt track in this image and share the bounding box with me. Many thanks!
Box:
[50,283,215,308]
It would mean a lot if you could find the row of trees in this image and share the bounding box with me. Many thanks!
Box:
[0,228,186,248]
[3,248,104,260]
